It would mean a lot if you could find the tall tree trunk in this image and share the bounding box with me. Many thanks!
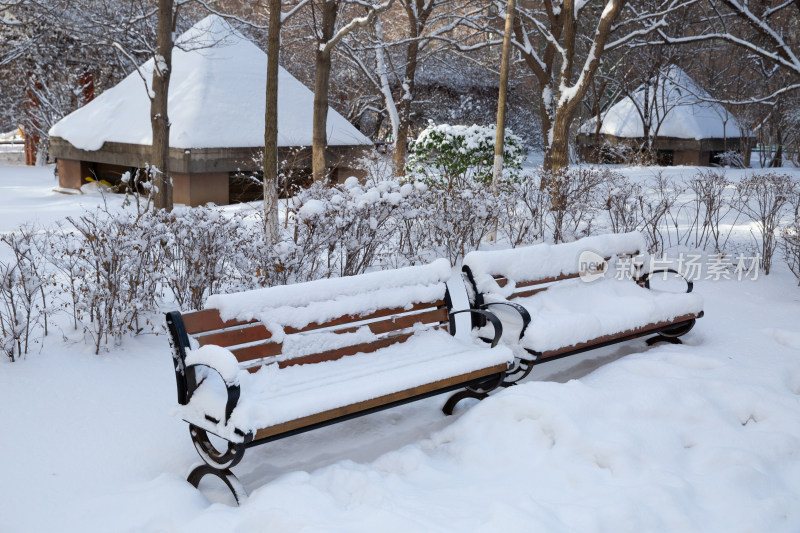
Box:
[312,0,337,182]
[312,49,332,181]
[549,111,571,175]
[540,90,555,173]
[264,0,281,242]
[151,0,174,211]
[24,75,41,166]
[374,17,399,151]
[492,0,516,192]
[393,41,419,176]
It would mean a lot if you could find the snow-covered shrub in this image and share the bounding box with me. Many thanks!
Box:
[357,150,396,183]
[495,172,547,247]
[639,171,679,254]
[291,178,422,277]
[736,173,798,275]
[544,167,607,243]
[715,150,746,168]
[66,202,167,354]
[781,224,800,285]
[159,207,250,311]
[0,227,51,361]
[417,180,499,264]
[684,170,737,253]
[406,121,524,188]
[45,224,87,331]
[601,172,643,235]
[289,176,499,269]
[600,142,656,166]
[781,194,800,285]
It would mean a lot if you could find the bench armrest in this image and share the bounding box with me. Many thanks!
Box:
[449,308,504,348]
[184,362,242,425]
[480,301,532,340]
[637,268,693,293]
[166,311,241,426]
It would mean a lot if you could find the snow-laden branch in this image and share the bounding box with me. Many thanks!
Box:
[282,0,310,23]
[320,0,395,54]
[111,41,156,100]
[657,29,800,77]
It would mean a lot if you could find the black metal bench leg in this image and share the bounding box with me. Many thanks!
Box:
[187,464,247,504]
[646,318,696,346]
[646,335,683,346]
[442,373,507,415]
[442,389,489,415]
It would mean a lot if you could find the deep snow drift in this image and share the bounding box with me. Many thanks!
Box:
[1,163,800,532]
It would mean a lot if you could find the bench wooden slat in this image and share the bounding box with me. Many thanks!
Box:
[234,332,404,368]
[536,313,701,359]
[252,363,508,440]
[188,299,446,342]
[292,300,446,334]
[494,262,609,292]
[183,309,257,335]
[508,286,549,299]
[277,331,418,368]
[196,323,272,348]
[195,305,447,350]
[240,326,448,371]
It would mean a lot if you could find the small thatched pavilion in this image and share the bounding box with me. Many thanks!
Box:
[49,15,372,206]
[577,68,754,167]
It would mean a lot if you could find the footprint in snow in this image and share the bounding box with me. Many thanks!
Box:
[763,328,800,350]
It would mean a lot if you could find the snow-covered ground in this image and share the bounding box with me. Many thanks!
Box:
[2,162,800,532]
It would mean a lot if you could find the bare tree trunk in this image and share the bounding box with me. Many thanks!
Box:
[549,112,571,174]
[540,94,554,172]
[312,0,337,182]
[151,0,174,211]
[393,42,419,176]
[264,0,281,241]
[492,0,516,193]
[311,0,395,181]
[393,0,432,176]
[312,49,332,181]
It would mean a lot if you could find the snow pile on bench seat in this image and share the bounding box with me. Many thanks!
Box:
[464,232,646,296]
[205,259,452,336]
[179,329,513,441]
[485,277,703,354]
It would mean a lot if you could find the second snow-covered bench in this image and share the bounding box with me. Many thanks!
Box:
[166,259,513,503]
[462,232,704,380]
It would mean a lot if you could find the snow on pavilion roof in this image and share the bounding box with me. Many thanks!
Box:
[49,15,372,151]
[580,67,748,140]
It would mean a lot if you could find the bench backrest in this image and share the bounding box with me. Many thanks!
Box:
[462,232,645,301]
[170,259,455,391]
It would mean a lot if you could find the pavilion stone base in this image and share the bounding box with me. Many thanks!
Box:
[57,159,93,190]
[673,150,703,166]
[56,157,229,206]
[576,133,754,167]
[50,138,372,206]
[172,172,229,206]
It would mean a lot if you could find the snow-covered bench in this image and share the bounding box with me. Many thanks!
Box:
[165,259,514,503]
[462,232,704,381]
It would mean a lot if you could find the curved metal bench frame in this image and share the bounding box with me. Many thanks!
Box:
[166,298,510,504]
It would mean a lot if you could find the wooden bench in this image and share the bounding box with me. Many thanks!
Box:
[462,232,704,381]
[166,259,513,503]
